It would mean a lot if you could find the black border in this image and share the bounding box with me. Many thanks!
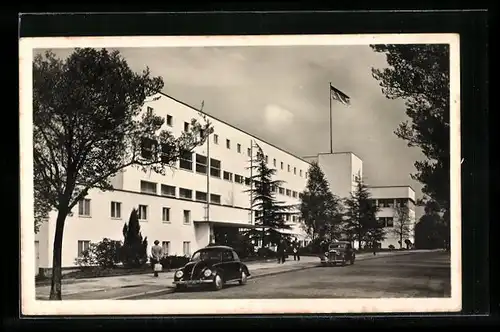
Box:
[9,9,491,329]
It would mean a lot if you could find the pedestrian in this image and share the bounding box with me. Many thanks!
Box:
[280,239,287,264]
[276,240,283,264]
[293,238,301,261]
[151,240,164,277]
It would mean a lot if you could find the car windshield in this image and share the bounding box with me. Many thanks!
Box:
[191,249,222,262]
[329,243,347,249]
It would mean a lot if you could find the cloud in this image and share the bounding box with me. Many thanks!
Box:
[263,104,294,128]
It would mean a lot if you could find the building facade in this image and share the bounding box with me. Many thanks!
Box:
[35,93,311,270]
[34,93,417,273]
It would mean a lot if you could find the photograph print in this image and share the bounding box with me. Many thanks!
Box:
[20,33,461,315]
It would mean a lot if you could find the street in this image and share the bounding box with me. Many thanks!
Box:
[126,251,450,299]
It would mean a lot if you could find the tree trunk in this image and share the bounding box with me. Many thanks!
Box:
[399,231,403,249]
[49,208,68,300]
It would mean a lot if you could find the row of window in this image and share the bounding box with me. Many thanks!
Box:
[78,240,192,258]
[212,134,308,177]
[143,108,308,179]
[370,198,411,208]
[79,199,192,224]
[254,210,301,223]
[140,180,300,200]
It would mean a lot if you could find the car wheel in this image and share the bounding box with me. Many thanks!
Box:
[239,270,248,285]
[213,274,223,291]
[350,259,355,265]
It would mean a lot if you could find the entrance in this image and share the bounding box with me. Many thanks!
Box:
[213,226,240,246]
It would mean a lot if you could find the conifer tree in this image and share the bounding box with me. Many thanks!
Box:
[245,143,292,248]
[121,208,148,267]
[343,173,381,249]
[299,161,343,241]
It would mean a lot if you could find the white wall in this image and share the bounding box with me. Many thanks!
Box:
[317,152,358,199]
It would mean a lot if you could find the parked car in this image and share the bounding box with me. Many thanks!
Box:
[320,241,355,266]
[173,245,251,291]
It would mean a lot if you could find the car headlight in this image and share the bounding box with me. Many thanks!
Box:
[203,269,212,277]
[175,270,183,278]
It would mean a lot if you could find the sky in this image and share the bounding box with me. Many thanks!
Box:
[36,45,426,203]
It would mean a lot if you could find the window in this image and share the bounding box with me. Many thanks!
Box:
[223,171,233,182]
[184,122,189,132]
[237,143,241,153]
[196,191,208,202]
[162,241,170,255]
[285,214,290,221]
[292,215,298,223]
[166,115,173,126]
[222,250,233,262]
[78,199,91,216]
[226,139,231,149]
[286,189,291,196]
[300,170,303,177]
[160,142,174,163]
[247,148,251,157]
[179,188,193,199]
[210,194,221,204]
[147,106,154,113]
[140,180,157,194]
[305,172,308,178]
[294,167,297,175]
[110,201,121,219]
[279,187,285,195]
[210,158,221,177]
[280,162,284,170]
[213,134,219,144]
[265,155,269,163]
[234,174,244,184]
[287,164,291,172]
[179,150,193,171]
[273,158,277,167]
[161,184,176,197]
[244,177,252,186]
[396,198,408,207]
[140,137,156,159]
[292,191,298,198]
[183,210,191,224]
[77,240,90,257]
[138,205,148,220]
[378,199,394,208]
[162,207,171,222]
[386,217,394,227]
[195,154,208,174]
[183,241,191,256]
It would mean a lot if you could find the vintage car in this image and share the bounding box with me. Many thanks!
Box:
[173,245,251,291]
[320,241,355,266]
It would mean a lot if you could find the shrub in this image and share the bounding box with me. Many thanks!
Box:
[75,238,122,268]
[257,247,276,258]
[388,244,395,250]
[159,255,190,270]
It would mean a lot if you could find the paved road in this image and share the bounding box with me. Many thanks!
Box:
[128,251,450,299]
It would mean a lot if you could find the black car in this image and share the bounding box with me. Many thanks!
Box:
[173,246,251,291]
[320,241,356,266]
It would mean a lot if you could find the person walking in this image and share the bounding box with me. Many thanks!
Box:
[293,238,301,261]
[151,240,164,277]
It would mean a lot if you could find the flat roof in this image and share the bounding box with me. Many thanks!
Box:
[367,185,416,193]
[159,91,313,165]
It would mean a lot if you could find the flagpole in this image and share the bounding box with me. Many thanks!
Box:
[329,82,333,154]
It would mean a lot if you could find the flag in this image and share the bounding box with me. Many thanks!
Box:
[330,84,351,105]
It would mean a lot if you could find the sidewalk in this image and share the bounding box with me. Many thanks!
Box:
[35,250,437,300]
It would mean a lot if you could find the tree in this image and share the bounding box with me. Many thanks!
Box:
[299,161,343,241]
[392,204,413,249]
[414,199,448,249]
[33,48,212,300]
[343,173,380,249]
[245,143,292,248]
[365,217,386,254]
[121,209,148,267]
[370,44,450,217]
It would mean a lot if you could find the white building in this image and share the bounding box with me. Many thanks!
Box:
[34,93,416,273]
[35,92,311,272]
[304,153,416,249]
